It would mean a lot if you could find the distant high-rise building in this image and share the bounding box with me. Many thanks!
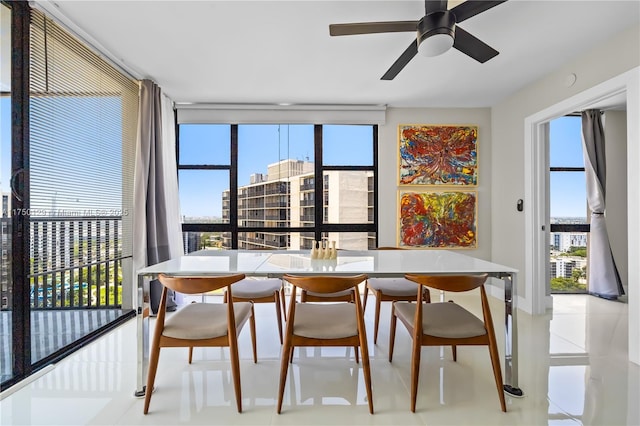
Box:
[1,194,10,309]
[551,232,588,252]
[2,192,10,218]
[222,159,374,250]
[550,257,587,279]
[183,232,201,254]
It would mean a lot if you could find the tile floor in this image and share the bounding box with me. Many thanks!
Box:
[1,294,638,425]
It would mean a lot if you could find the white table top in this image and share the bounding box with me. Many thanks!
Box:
[137,249,517,277]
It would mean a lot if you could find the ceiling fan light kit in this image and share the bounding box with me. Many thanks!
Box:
[329,0,508,80]
[417,12,456,57]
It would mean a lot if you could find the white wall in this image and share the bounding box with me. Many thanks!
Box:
[491,24,640,364]
[492,24,639,301]
[377,108,492,260]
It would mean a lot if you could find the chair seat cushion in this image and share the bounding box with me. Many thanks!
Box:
[367,278,426,296]
[230,278,282,298]
[294,303,357,339]
[163,302,252,340]
[305,289,352,298]
[394,302,486,339]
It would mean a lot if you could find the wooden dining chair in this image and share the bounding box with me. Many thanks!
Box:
[363,247,431,343]
[144,273,257,414]
[388,274,506,413]
[277,273,374,414]
[299,248,355,303]
[224,277,286,344]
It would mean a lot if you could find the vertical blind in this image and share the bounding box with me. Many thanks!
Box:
[29,9,137,276]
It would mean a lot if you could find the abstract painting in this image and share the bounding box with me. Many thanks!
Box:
[399,191,477,248]
[399,124,477,185]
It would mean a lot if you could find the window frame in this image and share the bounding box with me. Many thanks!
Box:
[176,122,378,250]
[549,114,589,234]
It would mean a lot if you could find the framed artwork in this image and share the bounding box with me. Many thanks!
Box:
[398,191,477,249]
[399,124,478,186]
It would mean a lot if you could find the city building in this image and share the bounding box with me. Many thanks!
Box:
[183,231,201,254]
[551,232,588,252]
[221,159,374,251]
[550,257,587,279]
[1,193,10,309]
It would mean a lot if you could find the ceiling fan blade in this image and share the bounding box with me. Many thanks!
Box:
[381,40,418,80]
[450,0,507,23]
[330,21,417,36]
[425,0,448,15]
[453,26,499,63]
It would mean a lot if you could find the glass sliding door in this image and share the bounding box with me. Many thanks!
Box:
[1,5,138,389]
[0,1,13,385]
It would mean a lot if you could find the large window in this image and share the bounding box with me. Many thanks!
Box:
[549,115,588,293]
[178,124,377,252]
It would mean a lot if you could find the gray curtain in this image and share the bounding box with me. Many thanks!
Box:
[581,110,624,299]
[134,79,183,313]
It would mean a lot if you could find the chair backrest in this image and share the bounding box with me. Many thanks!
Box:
[157,273,246,295]
[404,274,488,293]
[283,274,367,295]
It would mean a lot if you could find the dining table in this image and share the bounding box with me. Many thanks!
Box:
[134,249,523,398]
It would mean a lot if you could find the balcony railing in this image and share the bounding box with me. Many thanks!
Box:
[299,183,314,191]
[5,216,128,310]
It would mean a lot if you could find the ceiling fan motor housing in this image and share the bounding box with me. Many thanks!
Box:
[417,11,456,56]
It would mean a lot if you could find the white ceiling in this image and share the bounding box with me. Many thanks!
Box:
[36,0,640,108]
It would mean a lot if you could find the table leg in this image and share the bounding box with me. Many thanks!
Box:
[134,274,149,397]
[503,272,524,397]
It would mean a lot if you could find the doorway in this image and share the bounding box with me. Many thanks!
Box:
[523,71,634,318]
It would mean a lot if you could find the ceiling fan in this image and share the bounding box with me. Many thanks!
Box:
[329,0,508,80]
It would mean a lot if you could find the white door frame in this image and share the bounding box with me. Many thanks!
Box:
[523,68,640,365]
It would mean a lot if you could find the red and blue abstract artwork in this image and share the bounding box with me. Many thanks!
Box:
[399,125,477,186]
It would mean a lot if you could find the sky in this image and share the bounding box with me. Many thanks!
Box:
[1,95,587,220]
[177,124,374,218]
[549,116,587,219]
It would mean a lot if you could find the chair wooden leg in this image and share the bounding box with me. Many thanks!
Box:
[362,285,369,310]
[143,344,161,414]
[274,292,284,344]
[280,286,287,321]
[188,346,194,364]
[277,335,294,413]
[373,295,382,344]
[410,339,421,413]
[249,304,257,363]
[357,310,374,414]
[388,303,397,362]
[354,346,359,363]
[228,335,243,413]
[452,345,457,362]
[487,342,507,412]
